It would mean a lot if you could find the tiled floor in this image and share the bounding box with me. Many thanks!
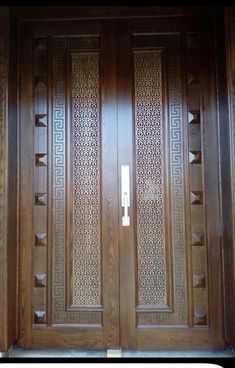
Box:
[7,347,235,358]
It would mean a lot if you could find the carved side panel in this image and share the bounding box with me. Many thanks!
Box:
[52,37,102,324]
[72,53,101,306]
[134,51,167,307]
[133,35,187,325]
[33,38,48,325]
[186,33,208,326]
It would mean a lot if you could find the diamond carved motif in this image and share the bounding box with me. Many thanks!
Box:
[192,232,204,246]
[35,153,47,166]
[189,150,201,164]
[34,273,47,287]
[188,111,200,124]
[34,232,47,246]
[35,193,47,206]
[188,72,200,85]
[193,273,206,288]
[35,38,47,50]
[194,311,207,325]
[35,114,47,127]
[187,33,199,47]
[34,311,46,324]
[190,191,203,205]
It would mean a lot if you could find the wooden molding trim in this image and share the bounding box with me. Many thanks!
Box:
[0,7,9,352]
[10,6,216,22]
[225,6,235,349]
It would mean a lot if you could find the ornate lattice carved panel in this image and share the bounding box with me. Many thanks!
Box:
[134,51,167,306]
[133,35,187,325]
[72,53,101,306]
[52,38,103,324]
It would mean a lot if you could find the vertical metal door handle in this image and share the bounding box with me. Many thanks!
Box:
[121,165,130,226]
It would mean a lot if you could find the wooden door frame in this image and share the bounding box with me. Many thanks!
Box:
[0,6,18,353]
[224,6,235,349]
[1,5,235,351]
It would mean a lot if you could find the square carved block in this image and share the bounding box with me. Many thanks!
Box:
[34,273,47,287]
[35,114,47,127]
[192,232,204,246]
[194,311,207,325]
[193,273,206,288]
[189,150,201,164]
[35,38,47,50]
[35,153,47,167]
[187,33,199,47]
[190,191,203,205]
[35,193,47,206]
[188,72,200,85]
[35,232,47,246]
[34,311,46,324]
[188,111,200,124]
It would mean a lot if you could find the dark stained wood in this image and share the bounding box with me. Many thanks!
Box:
[0,7,9,353]
[0,7,18,352]
[19,19,120,349]
[31,19,101,38]
[117,20,137,349]
[33,36,48,327]
[18,22,34,348]
[11,6,216,21]
[225,7,235,349]
[31,328,103,348]
[7,14,18,349]
[200,17,224,349]
[136,328,210,349]
[16,7,231,351]
[117,16,224,349]
[101,20,120,349]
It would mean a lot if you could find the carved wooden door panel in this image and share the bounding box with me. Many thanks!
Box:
[19,17,224,349]
[19,20,120,349]
[117,19,224,349]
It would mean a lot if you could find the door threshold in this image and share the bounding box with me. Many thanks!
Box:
[107,349,122,358]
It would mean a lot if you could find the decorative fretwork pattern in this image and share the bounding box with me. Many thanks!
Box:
[53,39,66,317]
[134,36,187,325]
[52,38,103,324]
[72,54,101,305]
[134,51,167,306]
[67,37,99,50]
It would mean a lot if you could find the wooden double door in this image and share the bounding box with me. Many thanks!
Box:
[19,17,224,349]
